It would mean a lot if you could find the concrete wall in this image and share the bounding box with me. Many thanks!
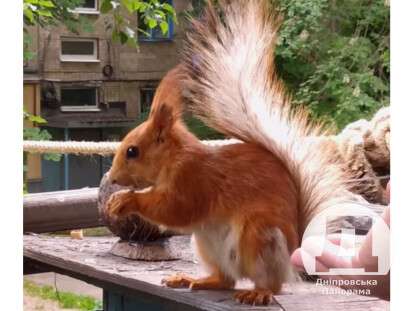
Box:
[35,0,190,79]
[26,0,191,120]
[24,0,192,192]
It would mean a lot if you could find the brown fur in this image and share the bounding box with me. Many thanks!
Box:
[107,67,299,304]
[108,0,353,306]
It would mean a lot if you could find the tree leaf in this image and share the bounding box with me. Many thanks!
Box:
[148,18,157,29]
[162,3,174,14]
[44,153,62,162]
[24,8,34,23]
[127,36,137,48]
[28,115,47,124]
[100,0,113,13]
[119,31,129,44]
[121,0,134,13]
[37,10,53,17]
[160,21,168,34]
[38,0,54,8]
[111,29,120,42]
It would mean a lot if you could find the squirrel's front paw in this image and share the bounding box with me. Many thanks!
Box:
[106,190,136,218]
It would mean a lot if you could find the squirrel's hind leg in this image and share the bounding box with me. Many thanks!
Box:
[236,226,298,305]
[234,289,274,305]
[163,235,235,290]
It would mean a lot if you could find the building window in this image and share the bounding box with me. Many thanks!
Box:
[60,38,99,62]
[140,88,156,116]
[138,0,174,42]
[60,87,100,112]
[73,0,99,14]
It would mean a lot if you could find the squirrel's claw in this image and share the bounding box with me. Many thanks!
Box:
[234,289,274,306]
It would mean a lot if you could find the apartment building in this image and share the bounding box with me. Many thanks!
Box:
[24,0,191,192]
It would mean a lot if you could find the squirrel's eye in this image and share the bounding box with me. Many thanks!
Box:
[126,146,139,159]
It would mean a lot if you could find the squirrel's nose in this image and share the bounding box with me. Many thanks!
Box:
[106,169,117,184]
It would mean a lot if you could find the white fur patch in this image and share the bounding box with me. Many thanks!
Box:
[193,222,242,280]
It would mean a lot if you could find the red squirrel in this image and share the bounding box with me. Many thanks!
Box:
[107,0,353,305]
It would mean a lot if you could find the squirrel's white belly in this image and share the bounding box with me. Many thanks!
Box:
[193,222,243,280]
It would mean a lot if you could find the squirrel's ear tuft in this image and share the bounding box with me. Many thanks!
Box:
[153,103,175,137]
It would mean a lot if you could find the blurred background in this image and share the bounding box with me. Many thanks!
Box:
[23,0,389,193]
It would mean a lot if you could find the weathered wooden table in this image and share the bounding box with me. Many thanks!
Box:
[24,234,389,311]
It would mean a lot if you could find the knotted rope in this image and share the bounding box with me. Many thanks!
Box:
[23,139,239,155]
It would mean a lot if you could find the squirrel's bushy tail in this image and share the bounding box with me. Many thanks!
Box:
[181,0,353,235]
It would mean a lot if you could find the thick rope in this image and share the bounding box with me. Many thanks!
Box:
[23,141,119,156]
[23,139,238,155]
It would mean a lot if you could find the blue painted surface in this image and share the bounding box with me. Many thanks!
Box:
[39,156,63,192]
[103,290,190,311]
[64,128,70,190]
[27,127,125,193]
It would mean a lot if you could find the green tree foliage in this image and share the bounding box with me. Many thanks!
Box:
[186,0,389,130]
[102,0,177,46]
[23,110,62,162]
[23,110,61,193]
[274,0,390,130]
[24,0,92,34]
[23,0,177,45]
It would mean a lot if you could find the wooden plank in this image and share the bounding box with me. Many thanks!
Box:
[24,235,234,311]
[23,235,388,311]
[23,257,51,275]
[23,185,386,235]
[23,188,102,233]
